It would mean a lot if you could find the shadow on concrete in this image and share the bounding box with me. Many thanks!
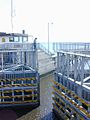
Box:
[41,112,60,120]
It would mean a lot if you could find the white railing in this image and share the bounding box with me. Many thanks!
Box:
[0,43,33,50]
[37,43,54,56]
[53,42,90,52]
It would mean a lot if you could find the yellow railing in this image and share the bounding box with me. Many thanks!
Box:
[0,83,37,88]
[53,103,69,120]
[0,89,37,93]
[53,80,90,106]
[0,77,36,82]
[0,100,38,104]
[0,94,38,99]
[53,86,90,118]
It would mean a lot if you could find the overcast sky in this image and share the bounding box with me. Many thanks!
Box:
[0,0,90,42]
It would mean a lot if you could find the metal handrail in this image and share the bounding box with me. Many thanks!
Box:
[53,42,90,52]
[37,43,54,56]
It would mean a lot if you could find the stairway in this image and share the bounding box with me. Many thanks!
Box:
[37,43,56,75]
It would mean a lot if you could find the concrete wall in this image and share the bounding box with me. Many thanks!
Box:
[38,50,56,75]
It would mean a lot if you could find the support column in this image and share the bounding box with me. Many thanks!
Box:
[12,90,14,102]
[81,57,84,85]
[1,53,3,71]
[57,52,60,72]
[74,55,78,81]
[32,91,34,100]
[22,90,24,101]
[67,54,70,78]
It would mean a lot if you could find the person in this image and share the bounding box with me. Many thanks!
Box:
[34,38,37,50]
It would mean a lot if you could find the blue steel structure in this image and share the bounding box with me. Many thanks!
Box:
[53,50,90,120]
[0,32,40,109]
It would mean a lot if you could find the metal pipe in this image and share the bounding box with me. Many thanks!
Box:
[11,0,13,32]
[48,23,49,53]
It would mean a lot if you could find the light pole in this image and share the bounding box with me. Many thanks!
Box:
[11,0,13,32]
[48,23,49,53]
[48,22,53,53]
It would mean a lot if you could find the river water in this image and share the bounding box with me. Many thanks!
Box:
[17,74,58,120]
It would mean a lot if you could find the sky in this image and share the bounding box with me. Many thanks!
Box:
[0,0,90,42]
